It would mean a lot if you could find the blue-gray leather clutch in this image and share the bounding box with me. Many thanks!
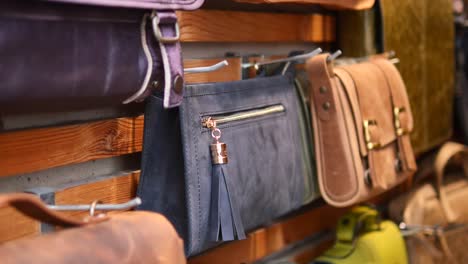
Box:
[138,75,308,256]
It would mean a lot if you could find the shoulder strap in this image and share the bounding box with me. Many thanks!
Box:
[434,142,468,222]
[0,193,107,227]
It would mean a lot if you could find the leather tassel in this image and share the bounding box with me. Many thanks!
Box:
[210,164,245,241]
[204,117,245,241]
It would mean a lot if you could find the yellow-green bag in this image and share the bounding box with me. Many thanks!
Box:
[314,206,408,264]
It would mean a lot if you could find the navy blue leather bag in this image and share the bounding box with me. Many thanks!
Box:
[138,74,311,256]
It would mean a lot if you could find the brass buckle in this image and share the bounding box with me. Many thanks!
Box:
[363,120,381,150]
[393,107,409,136]
[151,13,180,44]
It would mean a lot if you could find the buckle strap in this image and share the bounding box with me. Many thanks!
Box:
[123,11,184,108]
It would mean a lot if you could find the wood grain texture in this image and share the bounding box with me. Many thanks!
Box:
[0,172,140,243]
[178,10,335,43]
[55,172,140,219]
[189,205,348,264]
[0,207,39,243]
[0,116,144,178]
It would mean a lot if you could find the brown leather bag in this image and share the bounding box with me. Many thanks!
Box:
[306,54,417,207]
[233,0,374,10]
[389,142,468,264]
[0,193,186,264]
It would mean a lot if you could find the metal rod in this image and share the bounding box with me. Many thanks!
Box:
[242,48,323,69]
[184,60,229,74]
[327,50,343,62]
[48,197,142,211]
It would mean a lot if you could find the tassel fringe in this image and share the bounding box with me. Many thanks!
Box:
[210,164,246,241]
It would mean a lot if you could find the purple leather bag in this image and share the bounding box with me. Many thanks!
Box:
[0,0,204,113]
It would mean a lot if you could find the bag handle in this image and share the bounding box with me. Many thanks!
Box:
[0,193,107,228]
[434,142,468,223]
[336,206,380,243]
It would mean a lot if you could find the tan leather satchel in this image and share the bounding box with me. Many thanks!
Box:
[389,142,468,264]
[0,193,186,264]
[233,0,375,10]
[306,54,417,207]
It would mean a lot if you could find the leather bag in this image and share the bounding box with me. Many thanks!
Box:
[389,142,468,264]
[137,74,314,256]
[0,193,186,264]
[314,206,408,264]
[306,54,417,207]
[233,0,375,10]
[0,0,204,114]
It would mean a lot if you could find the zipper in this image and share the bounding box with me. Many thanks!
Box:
[202,104,285,128]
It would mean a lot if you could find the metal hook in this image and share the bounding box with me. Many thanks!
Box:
[241,48,323,69]
[184,60,229,74]
[89,200,103,217]
[327,50,343,62]
[48,197,142,212]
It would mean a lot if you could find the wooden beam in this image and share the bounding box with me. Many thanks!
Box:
[0,116,144,178]
[178,10,335,43]
[0,207,39,243]
[0,172,140,243]
[189,205,348,264]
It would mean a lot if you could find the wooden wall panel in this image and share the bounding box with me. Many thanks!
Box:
[0,116,144,178]
[178,10,335,43]
[55,172,140,219]
[189,205,348,264]
[0,172,140,243]
[0,208,39,243]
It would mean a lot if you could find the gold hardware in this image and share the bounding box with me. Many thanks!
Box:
[319,86,328,94]
[393,107,409,136]
[202,105,285,128]
[204,118,228,164]
[363,120,381,150]
[202,117,217,129]
[210,140,228,164]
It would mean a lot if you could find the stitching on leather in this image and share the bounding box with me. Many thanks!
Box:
[185,78,286,98]
[190,102,202,253]
[335,69,367,157]
[326,80,359,201]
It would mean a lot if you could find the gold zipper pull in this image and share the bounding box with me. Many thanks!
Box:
[205,117,228,164]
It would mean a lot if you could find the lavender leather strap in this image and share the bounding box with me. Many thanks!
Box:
[123,11,184,108]
[155,11,184,108]
[43,0,204,10]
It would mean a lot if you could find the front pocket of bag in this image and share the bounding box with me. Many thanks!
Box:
[199,103,303,231]
[200,104,286,129]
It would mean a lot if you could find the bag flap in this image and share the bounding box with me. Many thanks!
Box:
[335,61,397,156]
[371,59,414,133]
[41,0,204,10]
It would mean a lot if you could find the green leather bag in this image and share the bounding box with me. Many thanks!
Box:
[314,206,408,264]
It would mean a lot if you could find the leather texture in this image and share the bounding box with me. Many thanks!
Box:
[0,193,186,264]
[137,75,306,256]
[306,54,416,207]
[233,0,375,10]
[379,0,455,154]
[389,142,468,264]
[0,0,192,113]
[43,0,204,10]
[314,206,408,264]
